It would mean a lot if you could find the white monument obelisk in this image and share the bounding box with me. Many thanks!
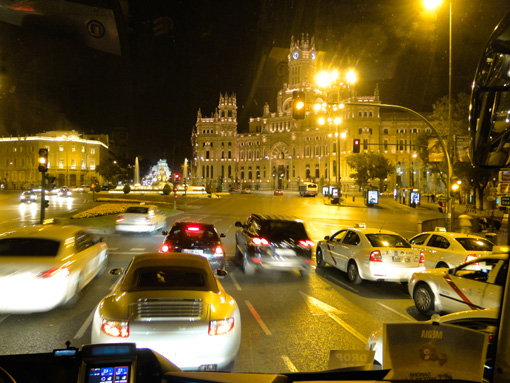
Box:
[134,157,140,186]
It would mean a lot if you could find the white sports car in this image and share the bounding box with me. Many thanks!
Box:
[91,253,241,372]
[316,226,425,284]
[115,205,166,234]
[408,231,494,269]
[0,225,108,313]
[408,254,508,316]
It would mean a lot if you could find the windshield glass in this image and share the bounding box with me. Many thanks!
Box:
[0,1,509,382]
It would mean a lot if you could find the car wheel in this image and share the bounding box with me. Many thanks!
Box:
[300,263,311,277]
[414,283,435,315]
[316,248,325,267]
[243,256,256,275]
[63,275,81,308]
[435,262,448,269]
[347,261,362,284]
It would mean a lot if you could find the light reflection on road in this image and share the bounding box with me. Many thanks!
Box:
[18,196,74,222]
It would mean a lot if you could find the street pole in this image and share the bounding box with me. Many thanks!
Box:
[39,172,46,224]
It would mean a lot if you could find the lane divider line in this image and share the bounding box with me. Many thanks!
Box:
[230,274,242,291]
[74,308,96,339]
[377,302,413,321]
[281,355,298,372]
[245,300,272,336]
[327,312,367,344]
[324,275,359,293]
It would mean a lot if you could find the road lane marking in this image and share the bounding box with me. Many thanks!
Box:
[130,248,145,251]
[324,275,359,293]
[245,300,272,336]
[74,308,96,339]
[281,355,298,372]
[109,251,143,255]
[300,292,344,315]
[230,274,242,291]
[327,313,367,344]
[0,315,9,324]
[109,248,118,251]
[377,303,413,321]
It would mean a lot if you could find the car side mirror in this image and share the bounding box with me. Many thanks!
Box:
[109,268,124,275]
[235,221,243,228]
[324,235,330,240]
[162,231,168,235]
[216,269,228,278]
[220,233,226,238]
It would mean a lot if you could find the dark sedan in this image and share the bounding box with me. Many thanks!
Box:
[159,222,226,270]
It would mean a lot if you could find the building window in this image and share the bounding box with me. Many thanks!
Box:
[71,159,76,169]
[384,140,388,151]
[90,148,96,155]
[399,140,404,151]
[383,129,388,135]
[315,164,319,179]
[71,146,76,152]
[228,165,232,178]
[81,159,86,169]
[90,159,95,170]
[363,139,368,150]
[59,159,64,168]
[228,150,232,159]
[59,145,64,152]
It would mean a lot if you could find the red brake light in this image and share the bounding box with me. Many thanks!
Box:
[252,237,269,246]
[160,243,171,253]
[369,250,382,262]
[214,245,224,256]
[101,319,129,338]
[116,217,124,223]
[419,251,425,264]
[299,239,314,247]
[38,266,70,278]
[208,318,234,336]
[465,254,478,262]
[187,226,201,232]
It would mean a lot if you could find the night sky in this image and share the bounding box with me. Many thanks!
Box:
[0,0,508,171]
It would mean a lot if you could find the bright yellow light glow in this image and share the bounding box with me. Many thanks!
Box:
[318,117,325,125]
[295,101,305,110]
[423,0,442,10]
[452,183,459,191]
[330,70,339,82]
[316,71,331,87]
[313,103,321,111]
[334,117,342,124]
[340,132,347,139]
[346,69,357,84]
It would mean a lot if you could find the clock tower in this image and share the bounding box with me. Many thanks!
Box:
[288,33,317,89]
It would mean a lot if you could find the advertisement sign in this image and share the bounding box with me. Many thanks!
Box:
[383,323,488,381]
[328,350,375,370]
[455,136,470,162]
[322,186,329,196]
[428,138,444,163]
[410,192,420,205]
[367,190,379,204]
[499,169,510,182]
[499,182,510,194]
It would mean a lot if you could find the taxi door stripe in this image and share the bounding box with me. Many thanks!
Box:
[326,243,337,265]
[443,274,478,310]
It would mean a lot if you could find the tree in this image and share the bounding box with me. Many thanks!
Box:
[95,161,122,184]
[346,153,394,190]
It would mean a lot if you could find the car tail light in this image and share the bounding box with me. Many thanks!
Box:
[369,250,382,262]
[187,226,201,232]
[145,218,151,224]
[115,217,124,223]
[465,254,478,262]
[252,237,269,246]
[208,317,234,336]
[160,243,171,253]
[419,251,425,264]
[214,245,224,256]
[101,319,129,338]
[37,266,70,279]
[299,239,314,247]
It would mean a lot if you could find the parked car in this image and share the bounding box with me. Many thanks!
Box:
[316,225,425,284]
[0,225,108,313]
[408,230,494,269]
[159,222,226,270]
[115,205,166,234]
[235,214,314,276]
[408,254,508,316]
[91,253,240,371]
[274,189,284,196]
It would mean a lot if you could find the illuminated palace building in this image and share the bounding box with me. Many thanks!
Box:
[191,35,433,194]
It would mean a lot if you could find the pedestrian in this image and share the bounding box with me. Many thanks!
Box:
[458,214,473,234]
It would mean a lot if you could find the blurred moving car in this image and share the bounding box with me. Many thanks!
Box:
[235,214,314,276]
[19,190,37,203]
[115,205,166,234]
[274,189,283,196]
[0,225,108,313]
[408,254,508,316]
[367,308,498,367]
[91,253,241,372]
[408,230,494,269]
[241,188,251,194]
[316,225,425,284]
[159,222,226,270]
[57,187,72,197]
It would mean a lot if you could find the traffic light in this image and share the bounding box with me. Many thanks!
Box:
[174,173,180,182]
[292,91,306,120]
[38,148,48,172]
[353,139,361,153]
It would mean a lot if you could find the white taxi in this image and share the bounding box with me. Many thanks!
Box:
[408,230,494,269]
[115,204,166,234]
[316,225,425,284]
[0,225,108,313]
[408,254,508,316]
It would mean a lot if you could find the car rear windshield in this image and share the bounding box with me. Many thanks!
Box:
[260,221,308,238]
[455,237,494,251]
[126,207,149,214]
[366,234,411,248]
[0,238,60,256]
[127,266,214,292]
[169,225,219,240]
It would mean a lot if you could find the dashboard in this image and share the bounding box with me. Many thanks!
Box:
[0,343,389,383]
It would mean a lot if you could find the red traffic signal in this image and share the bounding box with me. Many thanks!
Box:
[353,139,361,153]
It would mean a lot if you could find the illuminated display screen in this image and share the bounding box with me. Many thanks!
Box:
[88,366,129,383]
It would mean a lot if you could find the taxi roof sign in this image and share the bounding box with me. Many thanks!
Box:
[434,227,447,232]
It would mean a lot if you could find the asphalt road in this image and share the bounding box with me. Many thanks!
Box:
[0,191,445,373]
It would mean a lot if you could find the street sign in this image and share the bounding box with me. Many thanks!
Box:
[499,169,510,182]
[499,183,510,194]
[500,196,510,207]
